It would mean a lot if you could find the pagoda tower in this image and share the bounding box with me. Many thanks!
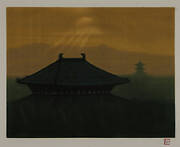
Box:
[131,61,149,90]
[135,61,145,75]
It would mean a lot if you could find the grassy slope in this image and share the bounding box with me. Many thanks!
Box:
[112,75,175,103]
[7,77,31,102]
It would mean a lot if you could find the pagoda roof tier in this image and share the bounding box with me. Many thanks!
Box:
[18,53,129,86]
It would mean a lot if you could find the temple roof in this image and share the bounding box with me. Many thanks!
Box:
[18,53,129,86]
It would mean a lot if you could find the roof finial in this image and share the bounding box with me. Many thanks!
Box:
[59,53,64,60]
[81,53,86,60]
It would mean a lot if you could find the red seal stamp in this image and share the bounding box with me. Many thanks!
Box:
[164,138,170,145]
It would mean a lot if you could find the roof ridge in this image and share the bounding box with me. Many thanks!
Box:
[17,55,129,86]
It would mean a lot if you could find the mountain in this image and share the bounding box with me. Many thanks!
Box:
[7,43,174,77]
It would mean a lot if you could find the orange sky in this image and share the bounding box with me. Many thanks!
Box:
[7,7,174,76]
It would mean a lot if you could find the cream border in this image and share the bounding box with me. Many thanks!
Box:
[0,0,179,147]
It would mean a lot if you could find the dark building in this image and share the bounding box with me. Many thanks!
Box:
[132,61,148,81]
[135,61,145,74]
[17,53,129,96]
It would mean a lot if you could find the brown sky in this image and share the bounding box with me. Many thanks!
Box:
[7,7,174,76]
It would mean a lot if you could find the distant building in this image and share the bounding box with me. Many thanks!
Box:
[133,61,147,78]
[129,61,148,88]
[135,61,145,75]
[135,61,144,73]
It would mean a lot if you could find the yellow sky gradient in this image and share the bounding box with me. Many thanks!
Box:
[7,7,174,76]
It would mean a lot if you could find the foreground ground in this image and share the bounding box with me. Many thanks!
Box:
[7,94,175,138]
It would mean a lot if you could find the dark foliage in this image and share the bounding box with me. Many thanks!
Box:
[7,94,175,138]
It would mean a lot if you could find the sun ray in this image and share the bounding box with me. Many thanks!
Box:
[65,31,86,55]
[60,31,79,54]
[53,34,68,48]
[79,28,95,53]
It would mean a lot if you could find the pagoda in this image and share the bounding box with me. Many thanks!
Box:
[133,61,147,77]
[135,61,145,74]
[17,53,129,96]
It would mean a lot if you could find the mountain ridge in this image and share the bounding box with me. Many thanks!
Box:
[7,43,174,76]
